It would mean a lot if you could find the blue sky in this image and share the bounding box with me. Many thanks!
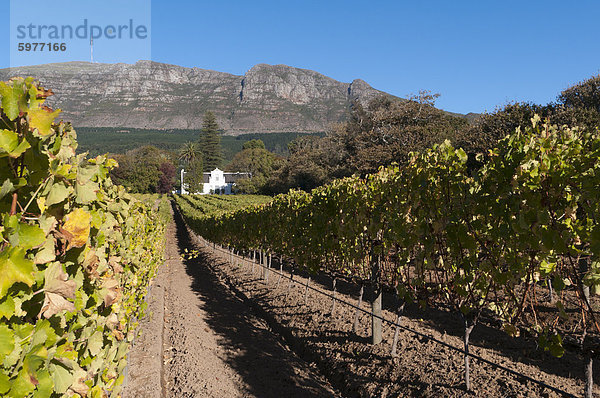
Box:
[2,0,600,114]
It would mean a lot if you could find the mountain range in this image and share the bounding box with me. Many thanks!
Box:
[0,61,469,134]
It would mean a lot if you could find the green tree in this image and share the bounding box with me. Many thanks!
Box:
[110,146,176,193]
[558,74,600,112]
[242,139,266,150]
[178,142,204,193]
[226,140,283,193]
[200,111,223,172]
[333,93,469,175]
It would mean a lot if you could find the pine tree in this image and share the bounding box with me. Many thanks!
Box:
[199,111,223,172]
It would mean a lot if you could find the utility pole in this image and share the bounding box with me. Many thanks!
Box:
[90,37,94,63]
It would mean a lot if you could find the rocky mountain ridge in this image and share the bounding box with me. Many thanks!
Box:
[0,61,395,134]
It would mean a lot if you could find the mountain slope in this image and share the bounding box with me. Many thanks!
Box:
[0,61,391,134]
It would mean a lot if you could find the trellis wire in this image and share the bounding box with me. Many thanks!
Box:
[208,240,575,398]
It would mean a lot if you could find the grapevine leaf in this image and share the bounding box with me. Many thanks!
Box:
[8,139,31,159]
[49,362,73,394]
[31,320,58,349]
[38,215,57,236]
[101,278,120,307]
[87,331,104,356]
[45,182,71,207]
[0,129,18,157]
[9,377,36,397]
[33,238,56,265]
[61,208,91,249]
[0,324,15,362]
[44,262,76,299]
[0,295,15,319]
[456,148,468,163]
[31,369,53,398]
[68,368,89,396]
[0,81,26,121]
[90,385,108,398]
[28,106,61,137]
[0,370,9,394]
[16,223,46,250]
[75,180,99,204]
[0,179,14,200]
[39,292,75,319]
[0,247,36,299]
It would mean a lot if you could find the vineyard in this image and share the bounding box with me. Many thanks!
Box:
[2,74,600,397]
[0,78,169,397]
[175,117,600,396]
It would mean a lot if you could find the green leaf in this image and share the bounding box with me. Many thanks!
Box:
[539,260,556,276]
[0,247,36,299]
[31,320,58,349]
[0,370,10,394]
[75,180,98,204]
[0,129,18,157]
[0,179,14,200]
[0,325,15,362]
[9,368,36,398]
[32,369,53,398]
[45,182,70,207]
[49,362,73,394]
[0,295,15,319]
[33,237,56,265]
[16,223,46,250]
[456,148,468,163]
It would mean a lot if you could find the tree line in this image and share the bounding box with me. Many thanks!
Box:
[109,111,225,194]
[109,73,600,195]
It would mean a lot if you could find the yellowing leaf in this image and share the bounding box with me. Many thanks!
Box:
[28,106,61,137]
[62,208,91,249]
[0,247,36,299]
[0,80,27,121]
[36,197,46,214]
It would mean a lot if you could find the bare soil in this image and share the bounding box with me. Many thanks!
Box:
[123,206,340,398]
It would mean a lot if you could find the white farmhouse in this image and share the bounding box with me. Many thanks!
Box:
[180,168,250,194]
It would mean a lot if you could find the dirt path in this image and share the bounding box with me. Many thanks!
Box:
[123,206,340,398]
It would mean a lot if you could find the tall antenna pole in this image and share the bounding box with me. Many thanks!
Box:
[90,37,94,63]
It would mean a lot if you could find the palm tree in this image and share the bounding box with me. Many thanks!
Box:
[179,142,201,164]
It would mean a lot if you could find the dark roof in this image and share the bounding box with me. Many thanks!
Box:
[224,172,251,183]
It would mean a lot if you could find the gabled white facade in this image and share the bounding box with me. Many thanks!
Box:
[180,168,251,195]
[202,168,231,194]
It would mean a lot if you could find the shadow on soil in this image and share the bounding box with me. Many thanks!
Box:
[270,254,592,390]
[171,202,338,398]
